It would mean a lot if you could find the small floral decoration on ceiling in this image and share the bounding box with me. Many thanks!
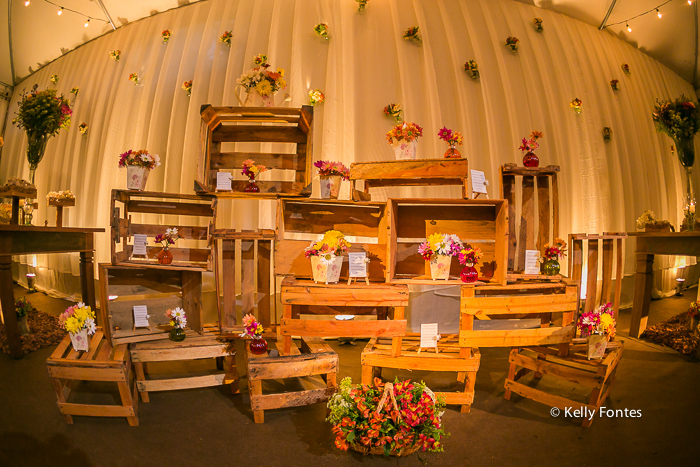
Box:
[403,26,422,44]
[309,89,325,105]
[220,31,232,46]
[533,17,543,32]
[465,60,479,80]
[110,50,121,61]
[505,36,519,52]
[162,29,171,44]
[314,23,330,40]
[182,80,192,97]
[50,75,59,84]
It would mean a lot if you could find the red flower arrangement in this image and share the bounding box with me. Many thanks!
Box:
[543,237,567,260]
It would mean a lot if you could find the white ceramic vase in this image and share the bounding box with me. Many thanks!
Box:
[69,328,89,352]
[429,254,452,280]
[320,175,343,199]
[310,255,343,284]
[127,165,150,191]
[394,140,417,160]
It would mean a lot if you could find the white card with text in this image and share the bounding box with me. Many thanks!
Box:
[216,172,232,191]
[133,305,150,328]
[348,252,368,278]
[420,323,440,348]
[470,170,488,194]
[524,250,541,275]
[132,234,148,256]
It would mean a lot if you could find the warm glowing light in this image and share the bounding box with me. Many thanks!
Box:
[26,273,36,278]
[58,7,63,16]
[689,1,693,6]
[626,23,632,32]
[24,1,30,6]
[656,9,662,19]
[84,18,90,27]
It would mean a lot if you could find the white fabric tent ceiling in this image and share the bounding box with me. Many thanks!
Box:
[1,0,699,88]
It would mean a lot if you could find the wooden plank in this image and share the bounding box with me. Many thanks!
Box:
[350,158,469,180]
[361,351,480,372]
[584,240,599,313]
[137,374,227,392]
[601,239,613,304]
[131,345,227,362]
[258,240,272,329]
[248,353,338,380]
[280,199,385,237]
[500,165,560,176]
[47,366,126,382]
[504,379,593,413]
[58,402,136,418]
[551,173,559,241]
[613,238,623,319]
[250,387,335,411]
[125,200,214,217]
[510,351,599,387]
[222,239,236,328]
[459,325,575,347]
[460,291,578,315]
[280,319,406,338]
[536,175,550,252]
[569,235,584,283]
[517,176,535,272]
[241,240,255,317]
[128,224,209,240]
[210,152,304,171]
[437,391,474,406]
[501,171,517,272]
[281,282,408,306]
[212,126,307,143]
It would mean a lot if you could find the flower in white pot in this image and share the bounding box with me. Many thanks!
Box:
[59,302,97,351]
[118,149,161,191]
[304,230,351,284]
[418,233,463,280]
[314,160,350,199]
[386,122,423,160]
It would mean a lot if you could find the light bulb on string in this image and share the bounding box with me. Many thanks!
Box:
[24,0,30,6]
[84,18,90,28]
[57,7,63,16]
[626,23,631,32]
[657,9,662,19]
[689,1,693,5]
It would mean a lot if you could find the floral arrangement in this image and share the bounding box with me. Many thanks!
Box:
[78,122,88,135]
[384,103,403,124]
[327,377,447,455]
[314,23,330,40]
[314,160,350,180]
[636,210,673,231]
[438,127,463,147]
[542,237,567,260]
[12,84,72,138]
[309,89,325,105]
[577,302,616,338]
[688,301,699,318]
[356,0,369,13]
[253,54,267,66]
[603,127,612,142]
[533,17,543,32]
[50,74,59,84]
[241,159,268,180]
[464,60,479,79]
[0,178,35,193]
[110,50,121,61]
[182,80,192,97]
[610,79,620,91]
[418,233,463,261]
[240,313,264,339]
[155,227,179,249]
[59,302,97,336]
[519,130,543,154]
[162,29,171,44]
[15,297,32,318]
[458,245,483,266]
[621,63,630,74]
[652,96,700,152]
[70,87,79,97]
[570,97,583,113]
[118,149,161,169]
[386,122,423,147]
[236,58,286,98]
[166,307,187,330]
[47,190,75,201]
[304,230,351,259]
[220,30,233,46]
[403,26,421,44]
[505,36,519,51]
[129,73,140,85]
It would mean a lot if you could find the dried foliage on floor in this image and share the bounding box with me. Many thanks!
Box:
[0,306,65,355]
[641,312,699,356]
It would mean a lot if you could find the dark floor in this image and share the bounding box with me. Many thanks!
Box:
[1,285,698,467]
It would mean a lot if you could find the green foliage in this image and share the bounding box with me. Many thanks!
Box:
[12,84,72,138]
[15,297,32,317]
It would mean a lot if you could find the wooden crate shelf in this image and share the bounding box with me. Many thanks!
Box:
[1,186,37,225]
[110,190,217,272]
[195,106,314,197]
[245,336,338,423]
[98,264,205,346]
[349,158,470,200]
[386,198,509,285]
[275,198,389,282]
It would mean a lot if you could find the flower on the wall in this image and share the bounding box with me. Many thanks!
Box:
[309,89,325,105]
[403,26,421,44]
[603,127,612,142]
[570,97,583,113]
[220,31,233,46]
[314,23,330,40]
[533,17,543,32]
[182,80,192,97]
[356,0,369,13]
[253,54,267,66]
[110,50,121,61]
[621,63,630,74]
[78,123,88,135]
[162,29,171,44]
[70,87,79,97]
[464,60,479,80]
[384,103,403,124]
[505,36,519,52]
[50,75,59,84]
[129,73,140,85]
[610,79,620,91]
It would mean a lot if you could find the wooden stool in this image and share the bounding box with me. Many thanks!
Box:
[46,328,138,426]
[245,337,338,423]
[130,327,238,402]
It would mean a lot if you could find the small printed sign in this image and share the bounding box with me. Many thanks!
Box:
[470,170,488,194]
[420,323,440,349]
[524,250,541,275]
[133,305,150,328]
[348,252,368,278]
[216,172,232,191]
[132,234,148,256]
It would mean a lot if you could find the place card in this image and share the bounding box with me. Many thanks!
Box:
[348,252,368,278]
[420,323,440,349]
[133,305,150,328]
[132,234,148,256]
[471,170,488,194]
[216,172,232,191]
[524,250,541,275]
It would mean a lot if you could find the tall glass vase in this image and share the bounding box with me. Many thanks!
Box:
[674,136,696,231]
[26,132,49,178]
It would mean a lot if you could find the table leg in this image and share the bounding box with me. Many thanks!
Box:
[630,254,654,338]
[0,255,23,359]
[80,250,96,310]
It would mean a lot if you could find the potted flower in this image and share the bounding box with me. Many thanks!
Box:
[110,50,121,61]
[241,159,268,193]
[458,245,483,283]
[610,79,620,91]
[118,149,161,191]
[129,73,140,85]
[240,313,267,354]
[603,127,612,143]
[688,301,699,334]
[577,302,616,359]
[505,36,519,52]
[304,230,351,284]
[635,210,674,232]
[464,60,479,80]
[78,123,88,135]
[166,307,187,342]
[155,227,179,265]
[384,103,403,124]
[235,56,287,107]
[309,89,325,106]
[182,80,192,97]
[519,130,543,167]
[314,23,330,40]
[570,97,583,114]
[327,377,447,456]
[162,29,172,44]
[387,122,423,160]
[356,0,369,13]
[219,30,233,46]
[15,297,32,336]
[541,237,566,276]
[621,63,630,74]
[437,127,464,159]
[533,17,543,32]
[314,160,350,199]
[59,302,97,351]
[418,233,463,280]
[403,26,421,44]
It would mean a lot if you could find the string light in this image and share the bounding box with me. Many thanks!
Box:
[32,1,110,27]
[604,0,688,31]
[57,7,63,16]
[657,8,662,18]
[24,1,30,6]
[689,1,693,5]
[84,18,90,27]
[627,23,632,32]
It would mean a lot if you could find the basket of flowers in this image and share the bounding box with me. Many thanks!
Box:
[327,377,447,457]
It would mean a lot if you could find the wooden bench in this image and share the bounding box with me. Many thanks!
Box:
[46,328,138,426]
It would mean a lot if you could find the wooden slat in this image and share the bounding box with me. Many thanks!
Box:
[136,374,227,392]
[258,239,272,329]
[437,391,474,406]
[361,350,480,372]
[281,282,408,306]
[248,352,338,380]
[210,152,304,171]
[47,366,126,382]
[504,379,594,413]
[613,238,623,319]
[250,387,335,411]
[131,344,227,362]
[350,158,469,181]
[460,291,578,315]
[536,175,550,252]
[128,224,209,240]
[517,176,535,272]
[241,240,255,317]
[280,319,406,338]
[58,402,135,417]
[125,200,214,217]
[501,172,517,271]
[601,239,613,304]
[584,240,599,313]
[212,125,307,143]
[459,325,575,347]
[500,165,560,176]
[510,351,600,387]
[222,239,236,328]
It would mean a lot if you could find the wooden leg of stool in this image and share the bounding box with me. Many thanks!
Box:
[250,379,264,423]
[215,356,224,371]
[504,349,518,400]
[461,371,476,414]
[51,378,73,424]
[457,371,466,383]
[327,371,337,390]
[534,353,546,379]
[225,355,240,394]
[361,365,374,386]
[117,378,139,427]
[133,362,149,403]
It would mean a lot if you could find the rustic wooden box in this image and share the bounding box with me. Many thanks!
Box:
[275,199,388,282]
[195,105,314,198]
[98,264,204,346]
[386,199,508,285]
[1,186,37,225]
[111,190,217,271]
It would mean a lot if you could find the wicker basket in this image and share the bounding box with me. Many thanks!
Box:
[350,441,420,457]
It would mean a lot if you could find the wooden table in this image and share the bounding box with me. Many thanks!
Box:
[0,225,104,358]
[627,232,700,338]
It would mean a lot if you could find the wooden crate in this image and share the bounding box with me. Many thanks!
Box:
[195,106,314,198]
[98,264,204,346]
[499,164,560,275]
[110,190,217,271]
[275,199,388,282]
[46,328,138,426]
[130,325,238,402]
[0,186,37,225]
[349,158,470,201]
[213,229,275,334]
[246,336,338,423]
[386,198,508,285]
